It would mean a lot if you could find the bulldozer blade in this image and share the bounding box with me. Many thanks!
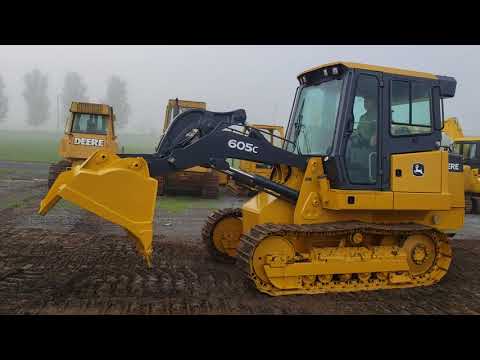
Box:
[39,150,158,266]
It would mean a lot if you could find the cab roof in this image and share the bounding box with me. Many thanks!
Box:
[70,102,112,116]
[298,62,438,80]
[250,124,284,130]
[454,137,480,143]
[297,62,456,98]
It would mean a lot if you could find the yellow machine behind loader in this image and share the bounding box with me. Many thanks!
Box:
[48,102,118,188]
[40,62,463,296]
[442,117,480,213]
[155,99,221,198]
[226,124,285,196]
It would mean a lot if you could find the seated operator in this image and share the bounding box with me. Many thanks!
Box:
[86,115,97,133]
[347,95,378,183]
[355,96,377,148]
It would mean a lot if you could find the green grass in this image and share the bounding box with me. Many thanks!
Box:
[156,196,218,214]
[0,130,160,163]
[0,131,61,162]
[0,168,15,175]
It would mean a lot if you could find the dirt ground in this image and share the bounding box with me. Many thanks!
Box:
[0,160,479,315]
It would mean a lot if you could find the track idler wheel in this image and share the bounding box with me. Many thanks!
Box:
[202,208,243,263]
[402,234,436,276]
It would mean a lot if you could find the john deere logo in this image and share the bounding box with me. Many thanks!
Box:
[74,138,105,147]
[413,163,424,176]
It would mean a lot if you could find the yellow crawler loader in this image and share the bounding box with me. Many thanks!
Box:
[155,99,221,198]
[48,102,118,188]
[226,124,285,196]
[442,117,480,213]
[40,62,463,296]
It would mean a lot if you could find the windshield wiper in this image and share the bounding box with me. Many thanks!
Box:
[292,98,306,153]
[302,126,312,154]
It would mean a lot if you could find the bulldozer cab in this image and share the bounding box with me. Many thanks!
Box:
[156,98,221,195]
[286,62,456,190]
[443,117,480,170]
[163,98,206,133]
[60,102,118,163]
[452,138,480,170]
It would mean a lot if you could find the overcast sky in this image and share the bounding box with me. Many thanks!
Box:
[0,45,478,135]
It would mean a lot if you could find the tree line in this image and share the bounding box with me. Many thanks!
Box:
[0,71,131,129]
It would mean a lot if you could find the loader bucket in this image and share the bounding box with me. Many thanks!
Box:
[39,150,158,266]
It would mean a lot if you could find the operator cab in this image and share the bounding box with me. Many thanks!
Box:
[66,102,114,136]
[71,113,108,134]
[452,139,480,169]
[285,62,457,190]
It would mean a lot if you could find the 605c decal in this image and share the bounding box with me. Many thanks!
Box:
[228,139,259,154]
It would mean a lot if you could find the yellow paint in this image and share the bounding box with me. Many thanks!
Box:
[322,190,394,210]
[264,247,409,278]
[393,193,450,210]
[443,117,464,140]
[39,150,158,265]
[242,193,294,234]
[454,137,480,142]
[442,117,480,207]
[391,151,442,193]
[298,62,438,80]
[59,102,118,162]
[464,165,480,193]
[211,216,243,257]
[216,171,229,185]
[242,153,464,233]
[163,99,206,132]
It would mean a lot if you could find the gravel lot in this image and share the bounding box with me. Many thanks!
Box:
[0,160,479,314]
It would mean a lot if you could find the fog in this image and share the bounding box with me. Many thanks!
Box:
[0,45,479,135]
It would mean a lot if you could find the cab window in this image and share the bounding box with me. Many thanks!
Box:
[455,143,478,161]
[391,80,432,136]
[72,113,107,134]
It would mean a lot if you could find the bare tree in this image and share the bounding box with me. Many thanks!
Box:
[61,72,88,114]
[23,69,50,127]
[105,75,130,129]
[0,75,7,123]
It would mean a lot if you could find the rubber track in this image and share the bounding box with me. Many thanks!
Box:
[235,221,452,296]
[201,208,242,264]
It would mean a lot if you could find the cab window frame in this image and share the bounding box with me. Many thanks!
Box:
[71,113,108,135]
[389,78,434,138]
[344,72,381,186]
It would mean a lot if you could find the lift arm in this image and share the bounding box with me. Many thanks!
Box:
[124,109,307,201]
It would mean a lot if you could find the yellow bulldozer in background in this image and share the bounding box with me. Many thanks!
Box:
[48,102,119,188]
[40,62,463,296]
[155,98,223,198]
[442,117,480,213]
[226,124,285,196]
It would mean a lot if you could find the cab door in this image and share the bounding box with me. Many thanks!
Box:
[343,70,384,190]
[380,75,442,190]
